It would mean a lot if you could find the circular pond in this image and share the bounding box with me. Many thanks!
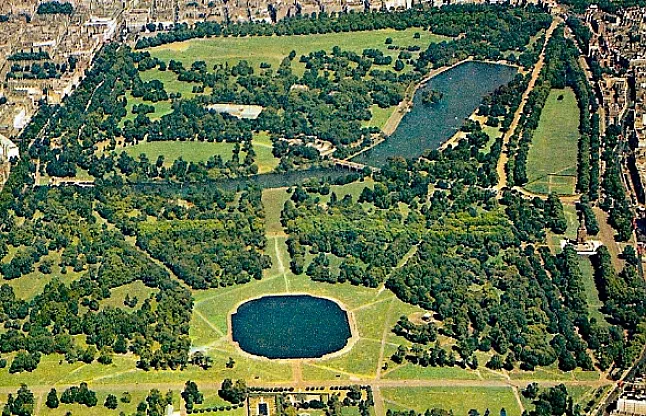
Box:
[231,295,352,359]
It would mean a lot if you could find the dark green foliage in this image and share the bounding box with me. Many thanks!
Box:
[46,389,59,409]
[421,89,443,105]
[60,383,97,407]
[544,193,568,234]
[218,379,247,404]
[182,381,204,412]
[393,316,437,345]
[104,394,118,410]
[3,384,35,416]
[36,1,73,14]
[7,51,50,61]
[599,126,633,241]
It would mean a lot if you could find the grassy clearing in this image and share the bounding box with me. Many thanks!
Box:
[381,386,521,416]
[509,365,600,382]
[139,69,203,98]
[262,189,290,234]
[524,88,580,195]
[253,131,280,173]
[382,364,480,381]
[193,389,246,416]
[147,28,448,76]
[548,202,578,252]
[39,388,181,416]
[3,252,83,300]
[579,255,608,326]
[313,339,382,378]
[121,92,173,126]
[362,105,397,130]
[122,140,236,165]
[100,280,158,310]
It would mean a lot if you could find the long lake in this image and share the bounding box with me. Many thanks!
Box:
[353,61,518,167]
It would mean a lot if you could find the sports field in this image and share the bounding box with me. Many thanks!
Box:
[524,88,580,195]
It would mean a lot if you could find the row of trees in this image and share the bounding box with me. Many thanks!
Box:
[36,1,73,15]
[135,5,550,53]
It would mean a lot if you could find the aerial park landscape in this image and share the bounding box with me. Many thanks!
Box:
[0,1,644,416]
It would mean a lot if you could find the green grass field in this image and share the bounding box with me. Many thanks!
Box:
[139,68,205,98]
[362,105,397,129]
[548,204,579,252]
[147,29,447,77]
[253,132,280,173]
[381,386,521,416]
[122,140,236,165]
[121,92,173,127]
[524,88,580,195]
[262,188,291,234]
[579,256,608,326]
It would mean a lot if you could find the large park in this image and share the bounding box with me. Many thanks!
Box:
[0,4,642,416]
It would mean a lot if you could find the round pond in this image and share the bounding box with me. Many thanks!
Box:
[231,295,352,359]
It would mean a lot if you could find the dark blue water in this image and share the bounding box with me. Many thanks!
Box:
[231,295,352,359]
[353,61,518,167]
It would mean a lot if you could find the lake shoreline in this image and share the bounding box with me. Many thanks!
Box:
[379,58,520,151]
[353,60,519,167]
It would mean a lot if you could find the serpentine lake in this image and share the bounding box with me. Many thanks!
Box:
[231,295,352,359]
[353,61,518,167]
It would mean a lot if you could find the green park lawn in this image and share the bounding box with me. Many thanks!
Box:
[252,131,280,173]
[139,68,204,98]
[38,389,181,416]
[381,386,521,416]
[147,28,447,77]
[118,132,279,170]
[122,140,236,165]
[362,105,397,130]
[579,256,608,326]
[524,88,580,195]
[121,92,173,127]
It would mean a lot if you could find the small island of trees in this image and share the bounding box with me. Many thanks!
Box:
[421,89,444,105]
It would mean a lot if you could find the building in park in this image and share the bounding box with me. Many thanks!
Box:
[0,134,18,161]
[560,211,602,255]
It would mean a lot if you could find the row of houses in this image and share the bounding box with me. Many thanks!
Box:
[585,6,646,204]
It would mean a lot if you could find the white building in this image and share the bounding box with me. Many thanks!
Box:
[0,134,19,161]
[615,397,646,415]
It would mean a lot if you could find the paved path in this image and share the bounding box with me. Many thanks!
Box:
[0,377,612,396]
[496,18,560,195]
[376,299,396,380]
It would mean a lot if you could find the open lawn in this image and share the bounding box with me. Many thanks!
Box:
[38,388,180,416]
[100,280,158,310]
[579,256,608,326]
[362,105,397,130]
[262,188,291,234]
[121,92,173,126]
[122,140,236,165]
[147,28,448,77]
[381,386,521,416]
[139,68,204,98]
[524,88,580,195]
[253,132,280,173]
